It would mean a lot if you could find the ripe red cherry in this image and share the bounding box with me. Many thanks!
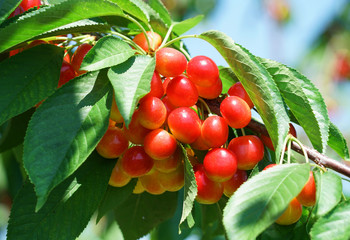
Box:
[296,171,316,207]
[261,123,297,151]
[121,146,154,177]
[228,82,254,109]
[162,77,172,94]
[228,135,265,170]
[8,5,25,18]
[20,0,41,11]
[133,31,162,52]
[195,164,224,204]
[71,43,92,75]
[223,169,248,197]
[154,147,182,173]
[167,107,201,144]
[166,76,198,107]
[190,132,210,151]
[143,129,177,160]
[155,47,187,77]
[161,95,177,120]
[96,126,129,159]
[263,163,277,171]
[195,77,222,99]
[203,148,237,182]
[201,115,228,148]
[138,96,167,129]
[220,96,251,129]
[109,160,131,187]
[187,56,219,87]
[275,198,302,225]
[58,61,76,88]
[123,109,151,144]
[143,71,164,99]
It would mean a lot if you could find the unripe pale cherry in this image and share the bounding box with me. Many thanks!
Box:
[139,169,166,195]
[155,47,187,77]
[121,146,154,177]
[110,96,124,123]
[132,31,162,52]
[96,126,129,159]
[220,96,251,129]
[275,198,302,225]
[158,163,185,192]
[187,55,219,87]
[154,147,182,173]
[166,75,198,107]
[143,129,177,160]
[109,160,131,187]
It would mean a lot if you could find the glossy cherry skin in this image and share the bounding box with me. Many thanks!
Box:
[20,0,41,11]
[154,147,182,173]
[158,163,185,192]
[58,61,76,88]
[190,132,210,151]
[155,47,187,77]
[187,56,219,87]
[109,160,131,187]
[228,135,265,170]
[195,164,224,204]
[143,71,164,99]
[201,115,228,148]
[71,43,92,75]
[203,148,237,182]
[138,96,167,129]
[220,96,251,129]
[121,146,154,178]
[167,107,201,144]
[275,197,302,225]
[162,77,172,94]
[228,82,254,109]
[261,123,297,151]
[263,163,277,171]
[195,77,223,99]
[96,126,129,159]
[133,31,162,52]
[123,109,151,144]
[139,169,166,195]
[166,75,198,107]
[144,129,177,160]
[296,171,316,207]
[161,95,177,120]
[223,169,248,197]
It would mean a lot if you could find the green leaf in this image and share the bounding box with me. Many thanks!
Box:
[114,192,178,240]
[97,179,137,222]
[0,0,124,53]
[223,163,310,240]
[7,151,114,240]
[328,122,350,161]
[109,0,149,24]
[173,15,204,36]
[198,31,290,158]
[219,66,239,93]
[149,0,172,26]
[0,44,63,125]
[259,58,330,153]
[108,55,155,126]
[81,35,135,72]
[0,0,21,23]
[313,171,342,218]
[310,200,350,240]
[178,144,197,233]
[23,70,112,210]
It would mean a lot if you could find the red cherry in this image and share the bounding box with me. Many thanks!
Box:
[20,0,41,11]
[144,129,177,160]
[201,115,228,148]
[223,169,248,197]
[109,160,131,187]
[296,171,316,207]
[203,148,237,182]
[71,43,92,75]
[263,163,277,171]
[58,61,76,88]
[138,96,167,129]
[162,77,172,94]
[195,77,223,99]
[96,126,129,159]
[154,147,182,173]
[190,132,210,151]
[121,146,154,177]
[143,71,164,99]
[123,109,151,144]
[167,107,201,144]
[261,123,297,151]
[166,75,198,107]
[8,5,25,18]
[161,95,177,120]
[133,31,162,52]
[155,47,187,77]
[220,96,251,129]
[187,56,219,87]
[195,164,223,204]
[228,82,254,109]
[228,135,265,170]
[275,198,302,225]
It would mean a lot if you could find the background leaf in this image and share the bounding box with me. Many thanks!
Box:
[114,192,178,240]
[223,163,310,240]
[108,55,155,126]
[110,0,149,24]
[0,0,21,23]
[0,44,63,125]
[173,15,204,36]
[328,122,350,161]
[23,70,112,210]
[198,31,290,158]
[218,66,239,93]
[259,58,330,153]
[81,35,135,72]
[7,151,114,240]
[310,200,350,240]
[313,171,342,218]
[149,0,172,26]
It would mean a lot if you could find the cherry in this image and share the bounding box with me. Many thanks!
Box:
[143,71,164,99]
[123,109,151,144]
[58,61,76,88]
[162,77,172,94]
[154,147,182,173]
[155,47,187,77]
[261,123,297,151]
[96,126,129,159]
[20,0,41,11]
[121,146,154,177]
[166,75,198,107]
[143,129,177,160]
[228,135,265,170]
[203,148,237,182]
[8,5,25,18]
[133,179,145,194]
[71,43,92,75]
[223,169,247,197]
[109,160,131,187]
[220,96,251,129]
[201,115,228,148]
[195,164,224,204]
[110,96,124,123]
[228,82,254,109]
[190,131,210,151]
[138,96,167,129]
[195,77,223,99]
[187,56,219,87]
[158,163,185,192]
[161,95,177,120]
[167,107,201,144]
[275,197,302,225]
[139,169,166,195]
[296,171,316,207]
[132,31,162,52]
[263,163,277,171]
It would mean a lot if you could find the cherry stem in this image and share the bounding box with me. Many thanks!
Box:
[110,30,146,55]
[124,14,151,52]
[279,135,290,165]
[160,35,197,49]
[310,163,327,172]
[287,139,292,164]
[160,24,174,48]
[241,128,246,136]
[197,97,212,115]
[290,136,309,164]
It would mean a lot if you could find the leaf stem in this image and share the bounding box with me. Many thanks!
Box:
[290,136,309,164]
[160,23,174,48]
[279,135,290,165]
